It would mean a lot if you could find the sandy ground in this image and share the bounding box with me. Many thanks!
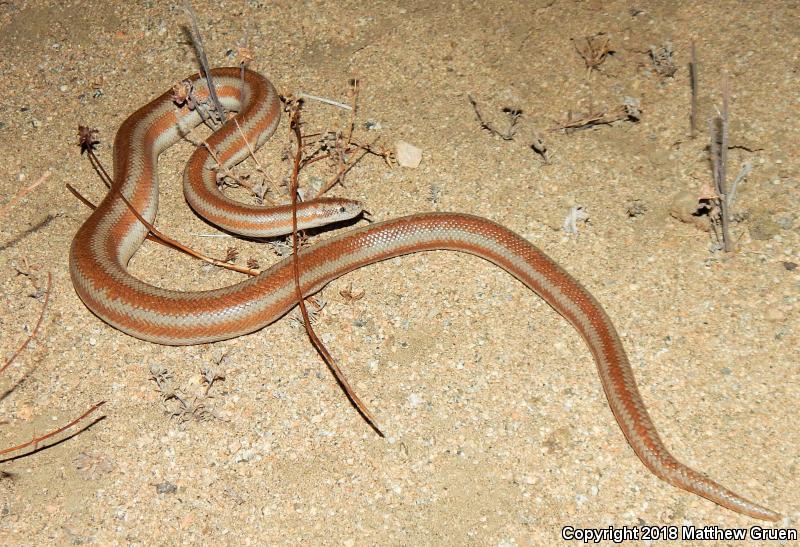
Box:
[0,0,798,545]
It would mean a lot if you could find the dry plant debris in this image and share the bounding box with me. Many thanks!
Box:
[286,101,384,436]
[468,95,523,141]
[690,41,699,138]
[649,43,677,78]
[708,79,737,252]
[149,363,225,423]
[468,95,548,162]
[625,199,648,218]
[530,133,549,162]
[0,172,51,219]
[552,97,641,133]
[562,205,589,235]
[183,2,225,125]
[339,283,366,303]
[73,126,262,276]
[572,33,615,76]
[0,169,105,460]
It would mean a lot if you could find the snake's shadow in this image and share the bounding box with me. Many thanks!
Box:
[185,205,366,244]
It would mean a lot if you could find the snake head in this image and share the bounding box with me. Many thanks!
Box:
[298,197,364,229]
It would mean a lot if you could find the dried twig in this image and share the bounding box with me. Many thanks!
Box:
[290,81,385,198]
[649,43,677,78]
[315,136,379,198]
[727,162,752,208]
[468,95,522,140]
[288,104,383,436]
[65,183,100,211]
[1,272,51,375]
[345,79,359,146]
[339,283,365,303]
[67,183,168,247]
[552,98,641,132]
[0,265,100,462]
[573,33,614,76]
[530,132,549,163]
[299,136,391,175]
[237,44,254,79]
[690,41,698,138]
[0,172,51,219]
[231,117,282,200]
[183,1,225,123]
[718,78,732,251]
[201,364,226,397]
[0,401,105,457]
[294,82,392,178]
[709,77,733,252]
[298,93,353,110]
[313,79,366,194]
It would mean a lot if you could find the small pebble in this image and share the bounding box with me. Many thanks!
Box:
[156,482,177,495]
[396,140,423,168]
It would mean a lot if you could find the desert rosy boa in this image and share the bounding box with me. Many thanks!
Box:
[69,67,778,521]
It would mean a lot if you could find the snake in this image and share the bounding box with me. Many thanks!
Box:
[68,67,778,521]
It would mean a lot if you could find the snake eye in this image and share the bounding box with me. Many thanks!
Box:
[339,206,347,213]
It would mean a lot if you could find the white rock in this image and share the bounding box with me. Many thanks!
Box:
[396,140,423,168]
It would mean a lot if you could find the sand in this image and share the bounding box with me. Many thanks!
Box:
[0,1,797,544]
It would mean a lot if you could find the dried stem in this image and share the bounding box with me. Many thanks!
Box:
[184,1,225,122]
[232,117,282,200]
[65,183,100,211]
[288,105,383,436]
[1,273,52,375]
[718,78,732,251]
[346,79,359,146]
[0,401,105,457]
[468,95,522,141]
[0,172,51,219]
[315,136,379,199]
[298,93,353,110]
[573,33,613,77]
[551,99,641,132]
[690,41,698,139]
[709,77,733,252]
[727,162,752,208]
